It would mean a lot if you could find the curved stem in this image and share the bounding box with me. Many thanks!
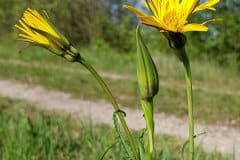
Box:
[175,47,194,160]
[141,98,154,160]
[78,58,138,160]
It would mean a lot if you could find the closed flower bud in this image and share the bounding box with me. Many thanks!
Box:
[136,25,159,99]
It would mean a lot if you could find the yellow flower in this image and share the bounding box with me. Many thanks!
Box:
[15,8,79,61]
[124,0,219,33]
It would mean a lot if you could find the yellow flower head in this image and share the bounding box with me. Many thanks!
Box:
[124,0,219,33]
[15,8,79,62]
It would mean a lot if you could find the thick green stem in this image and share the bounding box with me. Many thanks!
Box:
[175,47,194,160]
[141,98,154,160]
[78,58,138,160]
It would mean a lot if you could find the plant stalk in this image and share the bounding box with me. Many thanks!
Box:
[141,98,154,160]
[78,57,138,160]
[175,47,194,160]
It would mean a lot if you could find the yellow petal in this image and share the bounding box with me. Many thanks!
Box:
[181,0,199,12]
[169,0,179,10]
[140,16,164,29]
[182,23,208,32]
[123,5,148,17]
[123,4,164,30]
[24,8,60,39]
[180,0,200,19]
[194,0,219,12]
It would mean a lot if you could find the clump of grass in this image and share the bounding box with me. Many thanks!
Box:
[0,98,122,160]
[0,97,233,160]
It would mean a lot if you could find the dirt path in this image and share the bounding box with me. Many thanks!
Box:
[0,78,239,159]
[2,59,240,97]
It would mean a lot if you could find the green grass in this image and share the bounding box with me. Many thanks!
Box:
[0,34,240,126]
[0,96,234,160]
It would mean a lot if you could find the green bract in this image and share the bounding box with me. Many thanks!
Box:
[136,25,159,99]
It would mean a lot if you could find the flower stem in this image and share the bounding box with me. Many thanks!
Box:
[141,98,154,160]
[78,57,138,160]
[175,47,194,160]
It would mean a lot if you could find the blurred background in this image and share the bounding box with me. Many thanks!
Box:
[0,0,239,159]
[0,0,240,62]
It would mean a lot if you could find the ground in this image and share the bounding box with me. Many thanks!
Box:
[0,78,239,159]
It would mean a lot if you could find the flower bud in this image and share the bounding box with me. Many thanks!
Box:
[136,25,159,99]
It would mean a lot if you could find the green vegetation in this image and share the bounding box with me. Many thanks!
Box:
[1,0,239,60]
[0,96,233,159]
[0,37,239,126]
[0,0,136,52]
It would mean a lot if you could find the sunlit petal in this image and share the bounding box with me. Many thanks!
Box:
[194,0,219,12]
[123,5,148,17]
[140,16,165,29]
[182,23,208,32]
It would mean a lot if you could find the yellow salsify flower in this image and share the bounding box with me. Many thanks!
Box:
[15,8,79,62]
[124,0,220,33]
